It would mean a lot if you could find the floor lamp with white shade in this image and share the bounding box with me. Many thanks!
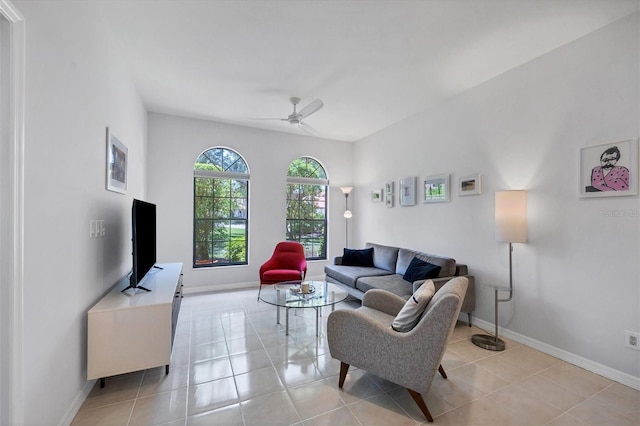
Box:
[472,190,527,351]
[340,186,353,248]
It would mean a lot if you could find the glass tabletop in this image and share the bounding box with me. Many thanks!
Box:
[259,280,348,309]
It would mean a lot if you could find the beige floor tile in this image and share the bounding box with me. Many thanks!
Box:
[189,356,233,385]
[302,406,360,426]
[513,373,586,412]
[348,393,417,425]
[73,288,636,426]
[447,363,510,395]
[71,400,134,426]
[336,369,386,405]
[81,375,143,411]
[495,344,560,375]
[538,361,613,399]
[186,402,243,426]
[546,413,590,425]
[229,347,273,375]
[314,353,342,378]
[590,383,640,421]
[187,376,238,416]
[487,384,564,424]
[234,365,285,401]
[386,386,455,421]
[138,364,189,398]
[240,390,301,425]
[128,388,187,426]
[288,378,346,420]
[275,358,324,387]
[567,397,638,426]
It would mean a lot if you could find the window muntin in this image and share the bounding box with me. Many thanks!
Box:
[286,157,328,260]
[194,148,249,267]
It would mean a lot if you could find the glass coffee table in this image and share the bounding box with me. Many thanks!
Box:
[258,280,348,336]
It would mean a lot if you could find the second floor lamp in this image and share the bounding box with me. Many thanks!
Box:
[340,186,353,248]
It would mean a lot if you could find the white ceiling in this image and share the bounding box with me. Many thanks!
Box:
[98,0,639,142]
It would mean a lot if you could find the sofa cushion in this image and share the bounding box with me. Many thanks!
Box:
[391,280,436,332]
[365,242,399,272]
[402,257,442,283]
[356,274,413,299]
[342,247,374,267]
[324,264,393,289]
[396,248,456,277]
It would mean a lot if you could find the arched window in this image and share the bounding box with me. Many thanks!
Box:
[286,157,328,260]
[193,147,249,267]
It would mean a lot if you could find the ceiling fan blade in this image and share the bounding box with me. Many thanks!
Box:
[298,99,323,119]
[250,117,288,121]
[298,121,319,136]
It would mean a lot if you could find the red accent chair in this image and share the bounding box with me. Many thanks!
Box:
[258,242,307,300]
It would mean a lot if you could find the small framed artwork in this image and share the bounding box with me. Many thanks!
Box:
[399,177,416,206]
[386,194,394,207]
[106,127,128,194]
[371,189,383,202]
[458,174,482,196]
[580,139,638,197]
[423,174,450,203]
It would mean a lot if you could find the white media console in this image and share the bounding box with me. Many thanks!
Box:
[87,262,183,386]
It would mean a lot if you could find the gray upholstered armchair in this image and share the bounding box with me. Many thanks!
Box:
[327,277,468,422]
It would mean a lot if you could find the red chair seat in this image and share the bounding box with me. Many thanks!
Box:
[262,269,303,284]
[258,242,307,300]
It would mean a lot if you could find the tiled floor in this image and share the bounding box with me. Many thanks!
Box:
[72,288,640,425]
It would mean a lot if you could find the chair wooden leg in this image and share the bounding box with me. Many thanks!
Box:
[407,389,434,423]
[338,362,349,388]
[438,364,447,379]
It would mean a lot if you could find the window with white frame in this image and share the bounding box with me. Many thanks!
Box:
[193,147,249,267]
[286,157,328,260]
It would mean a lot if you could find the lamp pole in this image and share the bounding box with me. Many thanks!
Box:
[340,187,353,248]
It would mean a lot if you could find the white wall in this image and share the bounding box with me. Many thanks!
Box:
[148,113,354,291]
[353,13,639,379]
[15,1,147,424]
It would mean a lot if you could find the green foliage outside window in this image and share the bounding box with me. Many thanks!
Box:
[194,148,248,267]
[286,157,327,259]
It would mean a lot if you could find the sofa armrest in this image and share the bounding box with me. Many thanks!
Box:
[362,289,406,316]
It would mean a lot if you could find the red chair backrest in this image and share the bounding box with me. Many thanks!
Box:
[270,242,307,270]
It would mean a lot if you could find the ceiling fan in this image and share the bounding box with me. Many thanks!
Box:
[255,97,324,135]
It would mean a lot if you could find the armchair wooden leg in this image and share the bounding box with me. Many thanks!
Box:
[338,362,350,388]
[407,389,434,423]
[438,364,447,379]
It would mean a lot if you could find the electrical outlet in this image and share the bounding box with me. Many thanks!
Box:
[625,331,640,351]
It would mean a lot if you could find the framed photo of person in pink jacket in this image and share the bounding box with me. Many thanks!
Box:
[581,139,638,198]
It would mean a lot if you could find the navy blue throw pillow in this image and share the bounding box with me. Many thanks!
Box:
[342,248,374,267]
[402,257,442,282]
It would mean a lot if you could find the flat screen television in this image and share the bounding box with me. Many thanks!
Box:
[124,199,157,292]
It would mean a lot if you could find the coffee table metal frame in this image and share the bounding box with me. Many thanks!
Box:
[258,280,348,336]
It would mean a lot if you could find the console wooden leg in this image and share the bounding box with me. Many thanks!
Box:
[438,364,447,379]
[407,389,434,423]
[338,362,349,388]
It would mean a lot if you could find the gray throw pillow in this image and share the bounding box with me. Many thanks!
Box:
[391,280,436,332]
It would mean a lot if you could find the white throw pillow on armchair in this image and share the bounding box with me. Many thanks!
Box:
[391,280,436,332]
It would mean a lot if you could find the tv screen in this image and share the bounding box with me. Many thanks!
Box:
[129,199,157,291]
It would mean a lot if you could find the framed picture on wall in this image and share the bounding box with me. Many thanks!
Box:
[371,189,382,202]
[423,174,450,203]
[385,181,394,195]
[106,127,128,194]
[458,174,482,196]
[580,139,638,197]
[399,177,416,206]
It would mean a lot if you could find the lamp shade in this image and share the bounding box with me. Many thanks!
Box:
[495,190,527,243]
[340,186,353,195]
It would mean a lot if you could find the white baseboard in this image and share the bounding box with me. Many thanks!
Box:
[472,318,640,391]
[59,378,96,426]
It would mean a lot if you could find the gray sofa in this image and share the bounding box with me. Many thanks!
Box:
[324,242,475,325]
